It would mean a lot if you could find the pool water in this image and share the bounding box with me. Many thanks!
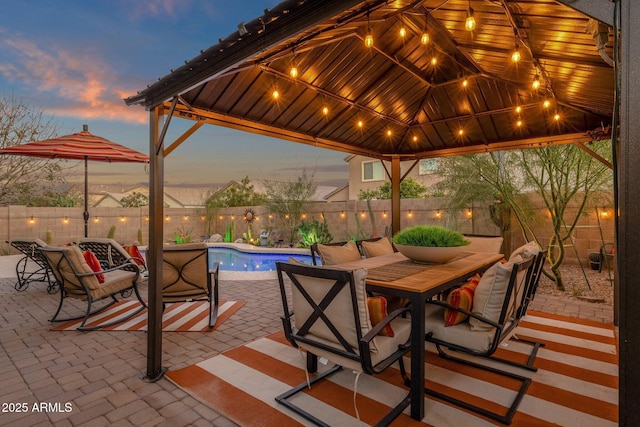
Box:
[208,247,314,272]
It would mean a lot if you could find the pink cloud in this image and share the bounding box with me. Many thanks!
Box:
[0,36,147,124]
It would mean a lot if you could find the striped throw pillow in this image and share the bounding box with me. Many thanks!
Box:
[444,274,481,326]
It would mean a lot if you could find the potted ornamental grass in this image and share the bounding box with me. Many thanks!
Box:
[392,225,470,263]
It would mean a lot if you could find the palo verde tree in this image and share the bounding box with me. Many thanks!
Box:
[263,170,317,244]
[436,141,613,291]
[0,93,70,206]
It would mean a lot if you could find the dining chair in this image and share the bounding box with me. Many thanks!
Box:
[159,243,219,327]
[276,261,412,426]
[424,249,547,424]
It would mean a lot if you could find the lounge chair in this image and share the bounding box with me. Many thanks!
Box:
[7,238,58,293]
[276,261,412,426]
[159,243,219,327]
[40,245,146,331]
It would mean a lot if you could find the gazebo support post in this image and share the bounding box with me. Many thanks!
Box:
[144,105,166,382]
[391,156,401,235]
[619,0,640,424]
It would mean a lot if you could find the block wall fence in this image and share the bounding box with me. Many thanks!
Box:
[0,197,613,265]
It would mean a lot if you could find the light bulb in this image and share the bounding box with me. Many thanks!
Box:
[532,74,541,90]
[554,113,561,121]
[386,129,392,137]
[458,129,464,136]
[465,8,476,31]
[365,33,373,48]
[399,26,406,38]
[462,78,469,88]
[543,99,551,108]
[511,48,521,63]
[357,120,364,128]
[272,89,280,99]
[515,106,522,114]
[431,56,437,66]
[322,106,329,115]
[289,66,298,79]
[516,117,523,127]
[421,32,430,45]
[413,135,418,142]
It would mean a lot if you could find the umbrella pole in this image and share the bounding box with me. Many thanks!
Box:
[84,156,89,238]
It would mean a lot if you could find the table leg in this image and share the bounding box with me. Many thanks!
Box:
[409,293,426,420]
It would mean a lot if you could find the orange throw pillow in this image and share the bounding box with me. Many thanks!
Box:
[125,245,146,266]
[367,296,394,337]
[83,250,105,283]
[444,274,480,326]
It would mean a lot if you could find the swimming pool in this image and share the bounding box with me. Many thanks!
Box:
[208,246,314,272]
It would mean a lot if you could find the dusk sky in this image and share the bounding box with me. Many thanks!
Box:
[0,0,349,188]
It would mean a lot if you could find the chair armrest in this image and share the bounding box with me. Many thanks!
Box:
[76,260,141,278]
[208,261,219,276]
[425,299,502,330]
[361,306,411,344]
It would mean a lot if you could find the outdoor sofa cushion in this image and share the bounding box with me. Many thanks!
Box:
[361,237,395,258]
[316,240,361,265]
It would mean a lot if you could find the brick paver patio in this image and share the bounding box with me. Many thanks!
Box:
[0,256,614,426]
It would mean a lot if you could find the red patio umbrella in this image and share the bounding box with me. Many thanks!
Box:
[0,124,149,237]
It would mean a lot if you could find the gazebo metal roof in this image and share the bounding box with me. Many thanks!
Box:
[125,0,614,160]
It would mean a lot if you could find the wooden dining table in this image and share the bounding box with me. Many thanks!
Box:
[337,250,504,421]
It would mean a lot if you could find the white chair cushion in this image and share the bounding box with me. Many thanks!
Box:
[470,255,523,331]
[425,305,496,353]
[509,241,540,261]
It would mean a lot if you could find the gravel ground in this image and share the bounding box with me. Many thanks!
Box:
[537,262,615,305]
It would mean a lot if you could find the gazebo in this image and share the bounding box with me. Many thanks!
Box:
[125,1,638,424]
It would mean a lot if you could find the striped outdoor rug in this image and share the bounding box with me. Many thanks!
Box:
[51,300,245,332]
[166,311,618,426]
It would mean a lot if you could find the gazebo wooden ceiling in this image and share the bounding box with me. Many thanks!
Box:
[125,0,615,160]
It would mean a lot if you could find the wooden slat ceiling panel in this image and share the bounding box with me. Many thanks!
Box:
[128,0,614,160]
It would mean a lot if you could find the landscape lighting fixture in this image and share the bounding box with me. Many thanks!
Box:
[465,1,476,32]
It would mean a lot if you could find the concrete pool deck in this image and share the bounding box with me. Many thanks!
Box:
[0,253,614,426]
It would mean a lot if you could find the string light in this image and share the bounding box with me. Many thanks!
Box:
[399,25,407,38]
[511,29,521,63]
[458,128,465,136]
[516,117,523,127]
[515,105,522,114]
[466,208,473,218]
[289,64,298,79]
[435,210,442,218]
[120,216,126,222]
[407,210,413,218]
[63,217,69,224]
[386,129,392,137]
[272,89,280,100]
[29,215,35,224]
[462,78,469,88]
[382,211,388,218]
[430,55,437,66]
[554,112,561,121]
[421,14,430,45]
[322,105,329,116]
[94,216,99,223]
[365,11,373,48]
[412,135,418,142]
[543,99,551,108]
[532,72,541,90]
[465,1,476,32]
[357,119,364,129]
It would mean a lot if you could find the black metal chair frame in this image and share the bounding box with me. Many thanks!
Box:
[161,248,219,327]
[40,247,147,331]
[8,239,58,293]
[424,250,547,425]
[276,261,412,427]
